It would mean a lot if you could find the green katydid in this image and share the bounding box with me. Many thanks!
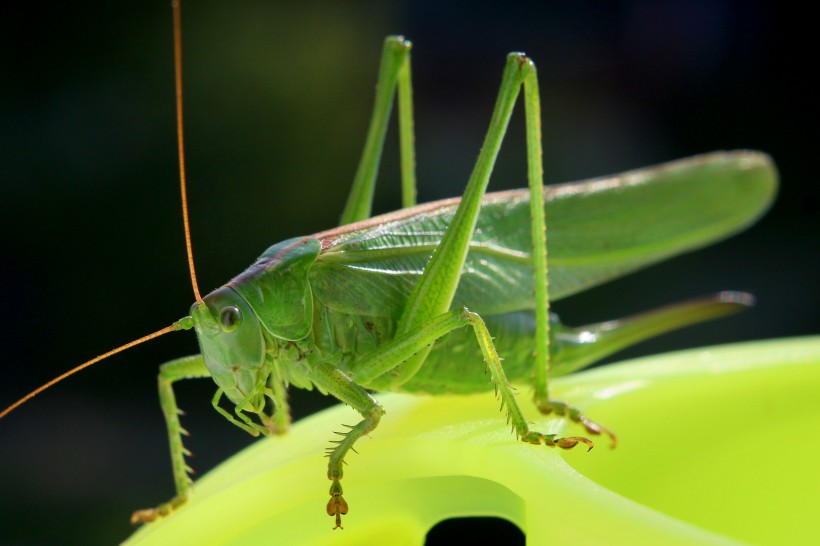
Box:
[0,2,777,531]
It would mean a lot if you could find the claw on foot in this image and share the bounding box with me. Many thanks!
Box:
[327,480,348,530]
[555,436,594,451]
[521,431,594,451]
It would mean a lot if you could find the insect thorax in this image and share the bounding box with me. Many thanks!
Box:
[307,303,397,383]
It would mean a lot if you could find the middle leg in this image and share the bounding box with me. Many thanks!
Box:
[318,308,594,528]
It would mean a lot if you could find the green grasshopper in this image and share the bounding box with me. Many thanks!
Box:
[1,3,776,531]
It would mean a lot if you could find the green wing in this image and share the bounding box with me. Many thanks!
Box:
[308,151,777,318]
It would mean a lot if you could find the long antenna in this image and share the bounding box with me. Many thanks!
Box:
[173,0,203,303]
[0,325,179,420]
[1,1,201,421]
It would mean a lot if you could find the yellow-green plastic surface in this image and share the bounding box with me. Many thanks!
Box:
[125,336,820,545]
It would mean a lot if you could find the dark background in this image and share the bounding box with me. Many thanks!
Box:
[1,1,817,544]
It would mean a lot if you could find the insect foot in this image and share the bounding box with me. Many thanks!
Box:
[130,495,187,525]
[521,431,594,451]
[538,399,617,448]
[327,480,349,530]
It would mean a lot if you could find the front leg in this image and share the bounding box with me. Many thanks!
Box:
[267,361,292,434]
[131,355,210,524]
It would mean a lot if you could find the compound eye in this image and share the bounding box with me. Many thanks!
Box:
[218,305,242,333]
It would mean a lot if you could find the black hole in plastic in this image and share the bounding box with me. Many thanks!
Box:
[425,517,524,545]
